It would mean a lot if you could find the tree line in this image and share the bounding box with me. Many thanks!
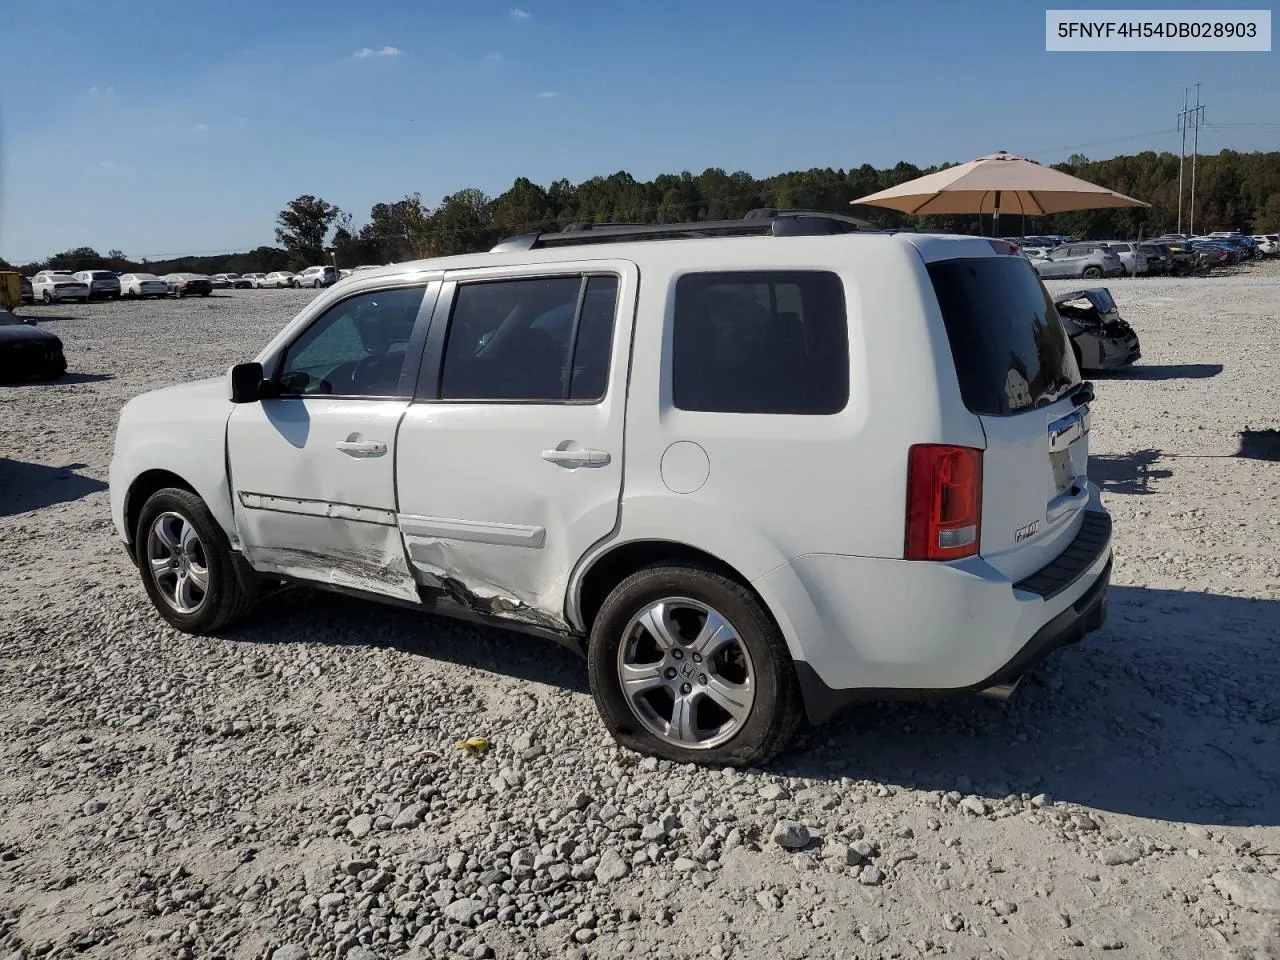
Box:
[8,148,1279,275]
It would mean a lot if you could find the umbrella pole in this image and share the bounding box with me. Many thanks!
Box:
[992,191,1001,239]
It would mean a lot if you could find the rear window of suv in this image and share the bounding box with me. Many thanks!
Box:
[672,271,848,415]
[927,256,1079,417]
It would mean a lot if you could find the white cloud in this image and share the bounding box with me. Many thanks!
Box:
[87,85,116,99]
[98,160,116,169]
[352,45,401,59]
[193,123,209,132]
[484,51,503,61]
[509,7,532,19]
[536,91,556,99]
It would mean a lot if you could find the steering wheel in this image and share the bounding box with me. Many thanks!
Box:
[350,353,401,396]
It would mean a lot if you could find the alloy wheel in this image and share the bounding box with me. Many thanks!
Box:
[616,597,756,750]
[144,512,210,614]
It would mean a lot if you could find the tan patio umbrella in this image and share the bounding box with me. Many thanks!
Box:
[851,151,1148,234]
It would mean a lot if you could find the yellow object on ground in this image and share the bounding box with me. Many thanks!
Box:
[456,737,490,756]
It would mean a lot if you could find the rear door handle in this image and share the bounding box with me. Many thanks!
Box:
[541,448,610,467]
[335,439,387,457]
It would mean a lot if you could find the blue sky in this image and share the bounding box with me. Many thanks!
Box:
[1,0,1276,262]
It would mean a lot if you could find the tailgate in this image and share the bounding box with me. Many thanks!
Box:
[978,396,1090,580]
[926,254,1090,581]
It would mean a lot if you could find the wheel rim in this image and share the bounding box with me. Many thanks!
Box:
[616,597,756,750]
[145,512,210,614]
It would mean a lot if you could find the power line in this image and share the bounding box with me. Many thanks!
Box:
[1023,127,1179,159]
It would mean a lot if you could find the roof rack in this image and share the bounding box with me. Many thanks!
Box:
[489,208,867,252]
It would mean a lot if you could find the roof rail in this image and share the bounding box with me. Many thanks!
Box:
[488,209,865,253]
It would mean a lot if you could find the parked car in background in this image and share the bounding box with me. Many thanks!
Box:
[1027,243,1124,279]
[163,273,214,297]
[1251,235,1279,256]
[31,272,90,303]
[0,306,66,381]
[1053,288,1141,372]
[20,276,34,303]
[120,273,171,298]
[1155,239,1197,273]
[1138,243,1170,274]
[261,271,295,288]
[210,274,233,289]
[292,265,340,288]
[1100,242,1148,276]
[1190,241,1232,267]
[230,274,254,289]
[241,273,268,288]
[73,269,122,299]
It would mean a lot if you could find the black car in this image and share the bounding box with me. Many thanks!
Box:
[20,275,34,304]
[0,308,66,381]
[163,273,214,297]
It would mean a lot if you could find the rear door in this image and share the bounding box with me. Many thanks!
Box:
[927,255,1090,582]
[394,261,636,628]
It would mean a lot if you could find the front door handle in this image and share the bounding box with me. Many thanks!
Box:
[335,439,387,458]
[541,447,610,468]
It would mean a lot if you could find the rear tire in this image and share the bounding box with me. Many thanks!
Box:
[587,564,804,767]
[135,488,257,634]
[1082,266,1102,279]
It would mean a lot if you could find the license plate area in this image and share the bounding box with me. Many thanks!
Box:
[1048,406,1090,495]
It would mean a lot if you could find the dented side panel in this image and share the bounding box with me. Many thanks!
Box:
[227,397,421,603]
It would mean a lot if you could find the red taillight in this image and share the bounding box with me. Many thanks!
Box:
[905,445,983,561]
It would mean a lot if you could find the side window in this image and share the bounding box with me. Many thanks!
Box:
[672,271,848,415]
[439,274,618,402]
[278,286,425,398]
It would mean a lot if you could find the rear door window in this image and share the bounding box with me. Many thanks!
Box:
[927,256,1079,417]
[671,271,848,415]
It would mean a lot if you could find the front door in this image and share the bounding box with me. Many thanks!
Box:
[394,263,636,629]
[227,283,435,601]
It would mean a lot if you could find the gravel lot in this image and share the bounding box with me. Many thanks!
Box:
[2,270,1278,960]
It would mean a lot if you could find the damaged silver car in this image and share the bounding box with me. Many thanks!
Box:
[1054,288,1141,373]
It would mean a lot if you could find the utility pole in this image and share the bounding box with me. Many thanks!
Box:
[1189,82,1205,236]
[1176,87,1189,233]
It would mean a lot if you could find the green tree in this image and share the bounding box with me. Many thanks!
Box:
[275,195,340,267]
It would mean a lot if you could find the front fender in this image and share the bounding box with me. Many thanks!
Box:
[109,437,235,549]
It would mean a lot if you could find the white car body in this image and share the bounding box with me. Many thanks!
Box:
[293,265,340,288]
[120,273,170,298]
[1252,235,1279,256]
[73,270,122,298]
[110,224,1112,759]
[31,272,90,302]
[242,273,269,288]
[1101,242,1149,275]
[262,272,295,288]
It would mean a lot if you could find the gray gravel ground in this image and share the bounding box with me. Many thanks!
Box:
[1,269,1278,960]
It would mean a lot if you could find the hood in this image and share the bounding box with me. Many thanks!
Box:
[122,375,228,420]
[0,321,59,344]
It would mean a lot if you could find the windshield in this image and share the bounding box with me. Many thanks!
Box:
[928,256,1079,417]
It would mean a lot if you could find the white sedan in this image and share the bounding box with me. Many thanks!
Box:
[241,272,268,288]
[31,272,90,303]
[261,271,296,288]
[120,273,170,299]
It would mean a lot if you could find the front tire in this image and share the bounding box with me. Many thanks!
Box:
[587,564,804,767]
[135,488,257,633]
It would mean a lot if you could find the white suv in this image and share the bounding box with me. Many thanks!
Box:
[293,265,340,288]
[109,212,1112,766]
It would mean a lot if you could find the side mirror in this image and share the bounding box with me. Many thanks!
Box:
[228,362,265,403]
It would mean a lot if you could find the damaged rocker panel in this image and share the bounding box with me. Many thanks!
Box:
[239,491,397,526]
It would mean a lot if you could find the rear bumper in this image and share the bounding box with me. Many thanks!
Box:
[759,501,1113,724]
